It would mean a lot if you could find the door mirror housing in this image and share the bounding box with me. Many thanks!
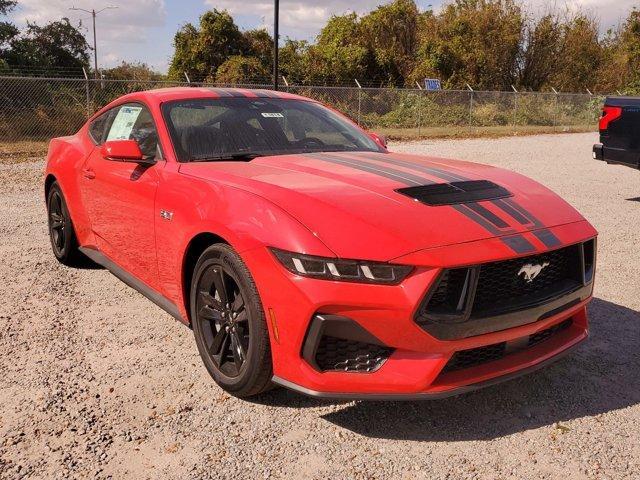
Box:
[369,132,387,149]
[100,140,155,165]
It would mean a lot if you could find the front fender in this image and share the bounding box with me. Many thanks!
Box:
[155,166,335,317]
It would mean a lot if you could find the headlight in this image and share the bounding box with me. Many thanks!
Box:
[270,248,413,285]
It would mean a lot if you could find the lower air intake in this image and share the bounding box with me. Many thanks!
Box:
[315,336,393,372]
[442,318,573,373]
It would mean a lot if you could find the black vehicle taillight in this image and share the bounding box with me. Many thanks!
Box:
[599,106,622,131]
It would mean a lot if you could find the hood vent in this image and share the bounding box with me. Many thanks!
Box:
[396,180,512,206]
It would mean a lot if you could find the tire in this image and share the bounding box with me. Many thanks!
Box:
[47,182,84,266]
[191,243,273,397]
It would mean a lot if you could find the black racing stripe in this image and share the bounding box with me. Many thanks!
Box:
[492,199,531,225]
[501,235,537,254]
[465,202,510,229]
[352,153,465,183]
[255,89,280,98]
[494,195,561,249]
[533,229,562,249]
[208,88,234,97]
[500,197,542,227]
[304,154,422,186]
[451,204,505,236]
[308,153,433,186]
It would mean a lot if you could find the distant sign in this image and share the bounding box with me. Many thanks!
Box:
[424,78,442,91]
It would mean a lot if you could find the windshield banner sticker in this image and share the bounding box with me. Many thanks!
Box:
[107,106,143,140]
[261,112,284,118]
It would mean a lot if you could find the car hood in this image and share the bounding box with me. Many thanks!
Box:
[178,151,586,261]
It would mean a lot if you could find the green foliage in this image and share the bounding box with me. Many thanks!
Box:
[0,0,18,49]
[3,18,90,71]
[216,56,269,84]
[103,61,163,81]
[419,0,524,90]
[243,29,273,69]
[168,9,247,81]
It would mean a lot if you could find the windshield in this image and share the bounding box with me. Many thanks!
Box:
[161,97,383,162]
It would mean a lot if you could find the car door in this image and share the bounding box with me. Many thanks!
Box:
[80,102,162,290]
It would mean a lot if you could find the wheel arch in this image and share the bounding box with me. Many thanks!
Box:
[44,174,57,199]
[181,231,230,325]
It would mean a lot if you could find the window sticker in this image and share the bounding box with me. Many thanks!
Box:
[107,106,143,140]
[261,112,284,118]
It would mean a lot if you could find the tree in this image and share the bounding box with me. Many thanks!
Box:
[416,0,524,90]
[103,61,163,81]
[304,13,369,85]
[360,0,421,85]
[0,0,18,54]
[243,29,272,69]
[549,14,602,92]
[168,9,246,81]
[278,39,309,84]
[4,18,90,72]
[518,14,563,90]
[216,55,269,84]
[596,9,640,93]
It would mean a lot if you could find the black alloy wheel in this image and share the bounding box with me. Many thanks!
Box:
[197,265,249,377]
[47,182,84,266]
[48,189,66,255]
[191,244,273,397]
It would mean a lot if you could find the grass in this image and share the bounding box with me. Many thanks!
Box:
[0,140,49,163]
[378,124,596,141]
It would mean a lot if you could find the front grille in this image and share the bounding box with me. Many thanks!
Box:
[426,268,470,314]
[315,336,393,372]
[472,245,582,317]
[442,319,573,373]
[419,244,584,323]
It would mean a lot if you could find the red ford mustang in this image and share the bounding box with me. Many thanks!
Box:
[45,87,597,399]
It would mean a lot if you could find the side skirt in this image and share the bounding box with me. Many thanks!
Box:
[79,247,188,325]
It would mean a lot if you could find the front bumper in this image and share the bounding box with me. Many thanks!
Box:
[241,220,595,399]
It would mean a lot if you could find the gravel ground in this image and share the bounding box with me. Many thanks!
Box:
[0,132,638,479]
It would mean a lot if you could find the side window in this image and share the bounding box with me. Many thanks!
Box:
[88,110,112,144]
[105,103,159,158]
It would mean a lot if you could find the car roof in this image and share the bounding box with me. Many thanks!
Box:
[124,87,315,104]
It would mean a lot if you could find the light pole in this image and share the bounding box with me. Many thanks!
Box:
[70,5,118,79]
[273,0,279,91]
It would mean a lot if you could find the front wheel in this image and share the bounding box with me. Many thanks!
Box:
[47,182,84,266]
[191,244,273,397]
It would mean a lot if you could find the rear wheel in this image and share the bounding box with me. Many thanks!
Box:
[191,244,273,397]
[47,182,84,266]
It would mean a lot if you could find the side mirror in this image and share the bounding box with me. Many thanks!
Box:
[100,140,154,165]
[369,132,387,149]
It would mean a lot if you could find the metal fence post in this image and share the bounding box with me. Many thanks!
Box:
[82,67,91,118]
[551,87,559,129]
[466,84,474,128]
[417,91,422,136]
[511,85,518,127]
[355,79,362,125]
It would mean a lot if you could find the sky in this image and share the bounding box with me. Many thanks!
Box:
[7,0,639,73]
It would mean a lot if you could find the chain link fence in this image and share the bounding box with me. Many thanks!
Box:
[0,76,603,142]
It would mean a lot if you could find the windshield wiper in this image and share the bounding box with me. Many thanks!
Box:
[190,152,263,162]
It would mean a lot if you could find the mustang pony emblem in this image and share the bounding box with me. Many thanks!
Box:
[518,262,550,283]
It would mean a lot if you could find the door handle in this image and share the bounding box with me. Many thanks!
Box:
[82,168,96,180]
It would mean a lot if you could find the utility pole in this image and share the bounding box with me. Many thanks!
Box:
[70,5,118,79]
[273,0,279,91]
